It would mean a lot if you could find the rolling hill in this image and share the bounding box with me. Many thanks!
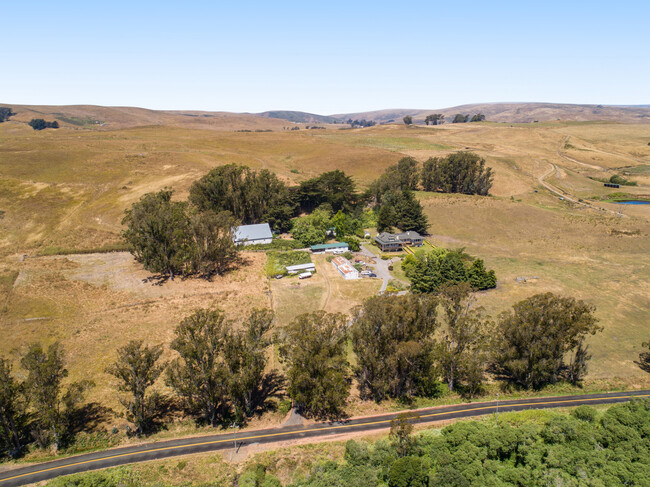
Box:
[0,104,288,131]
[3,102,650,133]
[0,104,649,445]
[256,110,340,124]
[333,102,650,124]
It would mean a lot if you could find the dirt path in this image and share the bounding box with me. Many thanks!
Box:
[559,136,650,167]
[556,136,606,171]
[318,259,332,309]
[537,162,625,217]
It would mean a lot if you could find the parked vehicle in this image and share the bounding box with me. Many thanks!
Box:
[298,272,312,279]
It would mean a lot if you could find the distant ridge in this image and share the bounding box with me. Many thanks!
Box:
[331,103,650,124]
[0,104,289,131]
[252,103,650,125]
[2,102,649,130]
[257,110,340,124]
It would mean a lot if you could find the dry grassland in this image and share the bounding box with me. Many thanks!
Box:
[1,116,649,419]
[0,123,400,256]
[0,251,269,411]
[419,191,649,380]
[4,104,291,132]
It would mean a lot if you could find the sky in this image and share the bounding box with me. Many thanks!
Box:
[2,1,649,114]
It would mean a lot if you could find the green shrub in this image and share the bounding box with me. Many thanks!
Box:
[406,248,497,293]
[0,107,15,122]
[387,279,404,291]
[572,405,598,422]
[388,456,429,487]
[345,440,371,466]
[340,236,361,251]
[295,401,650,487]
[609,174,637,186]
[278,398,292,416]
[238,464,282,487]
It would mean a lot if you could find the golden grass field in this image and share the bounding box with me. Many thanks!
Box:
[1,251,270,411]
[1,110,649,425]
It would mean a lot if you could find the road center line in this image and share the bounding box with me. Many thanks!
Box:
[1,393,648,483]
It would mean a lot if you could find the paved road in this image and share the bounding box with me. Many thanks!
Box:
[1,390,648,486]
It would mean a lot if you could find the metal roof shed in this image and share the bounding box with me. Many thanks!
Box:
[234,223,273,245]
[286,263,316,274]
[310,242,349,253]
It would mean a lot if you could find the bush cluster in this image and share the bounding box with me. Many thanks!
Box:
[28,118,59,130]
[403,248,497,293]
[294,400,650,487]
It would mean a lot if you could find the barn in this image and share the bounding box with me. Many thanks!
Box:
[234,223,273,245]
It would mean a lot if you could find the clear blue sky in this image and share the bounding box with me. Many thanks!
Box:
[2,1,648,113]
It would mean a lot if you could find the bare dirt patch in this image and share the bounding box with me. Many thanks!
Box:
[1,252,269,410]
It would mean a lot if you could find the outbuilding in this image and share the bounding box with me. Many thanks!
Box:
[310,242,349,254]
[331,256,359,280]
[234,223,273,246]
[286,263,316,274]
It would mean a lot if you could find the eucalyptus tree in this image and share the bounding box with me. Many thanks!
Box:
[106,340,165,434]
[277,311,350,419]
[490,293,602,389]
[351,294,440,401]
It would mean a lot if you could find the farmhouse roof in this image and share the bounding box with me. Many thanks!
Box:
[234,223,273,242]
[375,231,421,244]
[374,232,400,245]
[399,231,422,240]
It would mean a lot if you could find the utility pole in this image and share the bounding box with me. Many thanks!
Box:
[496,393,500,425]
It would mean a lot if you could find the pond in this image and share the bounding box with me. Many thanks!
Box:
[612,200,650,205]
